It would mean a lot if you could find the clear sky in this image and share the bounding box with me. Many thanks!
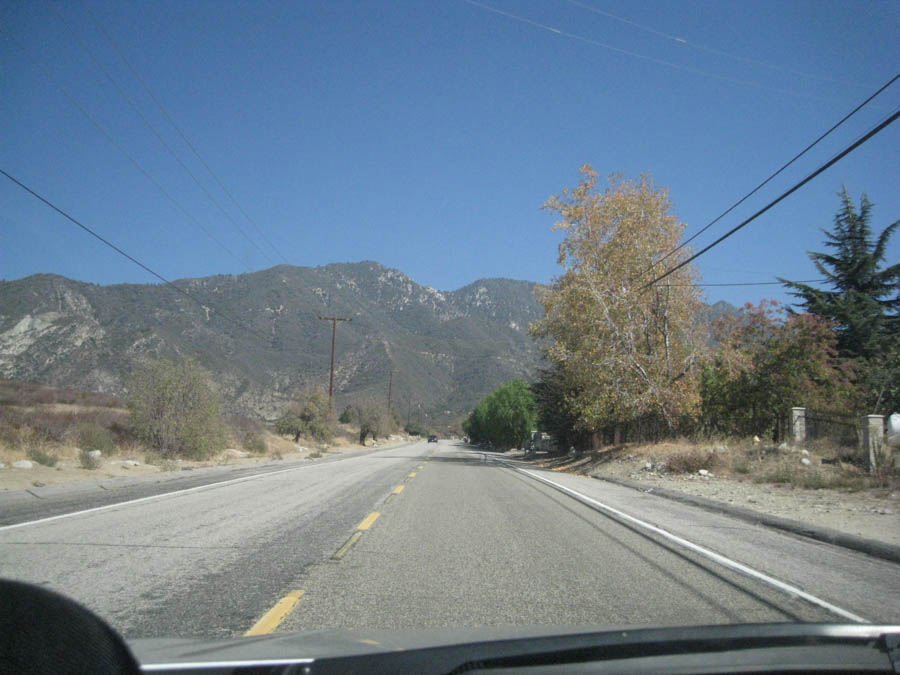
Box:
[2,0,898,308]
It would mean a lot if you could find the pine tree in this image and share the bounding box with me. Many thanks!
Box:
[781,188,899,360]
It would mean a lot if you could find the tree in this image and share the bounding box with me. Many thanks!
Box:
[404,420,429,437]
[781,188,899,360]
[701,301,855,438]
[353,398,393,444]
[781,189,900,413]
[462,379,537,450]
[127,358,224,459]
[275,386,336,442]
[532,167,705,437]
[531,363,591,452]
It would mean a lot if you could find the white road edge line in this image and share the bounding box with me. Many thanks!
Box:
[2,442,427,532]
[508,463,869,624]
[0,464,315,532]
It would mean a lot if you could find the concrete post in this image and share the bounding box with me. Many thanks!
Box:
[789,407,806,445]
[862,414,884,472]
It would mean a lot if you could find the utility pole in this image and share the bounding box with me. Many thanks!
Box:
[318,315,351,407]
[387,369,393,414]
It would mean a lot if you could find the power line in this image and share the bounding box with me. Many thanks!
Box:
[463,0,853,104]
[0,167,275,344]
[78,0,290,266]
[644,71,900,276]
[565,0,872,90]
[641,108,900,290]
[0,26,251,273]
[81,0,290,265]
[666,279,825,287]
[50,3,277,268]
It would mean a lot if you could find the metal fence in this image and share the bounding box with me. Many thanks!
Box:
[804,408,861,450]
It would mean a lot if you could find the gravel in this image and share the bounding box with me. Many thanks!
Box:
[541,450,900,548]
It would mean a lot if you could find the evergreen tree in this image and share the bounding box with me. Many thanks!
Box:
[781,188,899,359]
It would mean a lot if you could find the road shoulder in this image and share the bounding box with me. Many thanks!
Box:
[593,474,900,565]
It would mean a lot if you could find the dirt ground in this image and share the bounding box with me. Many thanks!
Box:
[534,441,900,548]
[0,426,414,493]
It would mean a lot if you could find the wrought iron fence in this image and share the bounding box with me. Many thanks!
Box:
[804,408,861,449]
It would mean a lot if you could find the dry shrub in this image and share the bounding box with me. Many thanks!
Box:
[666,450,721,474]
[226,415,267,454]
[74,422,115,454]
[27,447,59,467]
[79,449,101,470]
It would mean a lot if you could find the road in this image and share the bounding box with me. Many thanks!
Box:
[1,440,897,643]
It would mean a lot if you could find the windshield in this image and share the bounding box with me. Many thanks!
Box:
[1,0,899,654]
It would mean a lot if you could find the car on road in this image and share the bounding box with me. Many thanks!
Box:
[427,434,438,443]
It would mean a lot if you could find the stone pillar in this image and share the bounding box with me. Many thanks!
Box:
[862,414,884,472]
[789,407,806,445]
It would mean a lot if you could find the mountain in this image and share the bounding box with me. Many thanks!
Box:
[0,262,545,423]
[698,300,741,324]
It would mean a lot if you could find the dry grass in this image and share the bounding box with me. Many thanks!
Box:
[579,436,895,492]
[665,449,723,474]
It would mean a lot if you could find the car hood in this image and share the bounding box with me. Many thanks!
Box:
[129,623,899,672]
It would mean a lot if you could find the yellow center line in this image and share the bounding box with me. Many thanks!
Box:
[244,590,304,636]
[357,511,380,530]
[407,472,417,478]
[392,485,404,494]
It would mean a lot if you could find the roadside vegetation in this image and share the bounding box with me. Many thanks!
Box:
[127,358,225,460]
[463,174,897,492]
[350,398,396,444]
[275,386,336,443]
[1,361,308,476]
[463,379,537,450]
[519,432,887,494]
[403,420,430,437]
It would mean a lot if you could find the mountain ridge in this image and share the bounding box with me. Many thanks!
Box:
[0,262,545,423]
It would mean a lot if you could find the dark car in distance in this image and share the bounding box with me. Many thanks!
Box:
[427,435,438,443]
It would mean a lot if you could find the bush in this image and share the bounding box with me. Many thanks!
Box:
[666,450,720,474]
[27,447,59,467]
[404,420,429,437]
[29,412,74,443]
[276,387,336,443]
[353,398,393,444]
[79,449,101,470]
[338,406,353,424]
[74,422,115,454]
[732,459,751,474]
[242,432,267,454]
[0,411,31,450]
[227,415,267,454]
[128,358,224,459]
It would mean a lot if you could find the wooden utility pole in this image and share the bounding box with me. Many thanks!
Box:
[318,316,351,406]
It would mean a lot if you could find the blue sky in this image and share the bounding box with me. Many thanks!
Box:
[2,0,898,308]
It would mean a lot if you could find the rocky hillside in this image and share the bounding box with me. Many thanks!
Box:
[0,262,544,422]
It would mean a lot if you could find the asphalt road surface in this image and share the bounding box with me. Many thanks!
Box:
[1,440,897,643]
